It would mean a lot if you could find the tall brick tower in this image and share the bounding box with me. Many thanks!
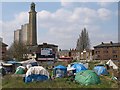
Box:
[28,2,37,45]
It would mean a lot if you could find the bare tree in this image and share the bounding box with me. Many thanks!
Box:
[76,28,90,51]
[7,42,28,61]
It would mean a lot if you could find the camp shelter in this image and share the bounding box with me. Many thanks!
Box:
[0,66,6,76]
[24,66,49,83]
[2,63,13,73]
[15,66,26,74]
[7,60,22,73]
[71,63,87,73]
[71,62,89,69]
[19,59,38,67]
[93,66,108,76]
[67,67,76,71]
[75,70,101,85]
[67,65,76,76]
[26,64,32,69]
[106,59,118,69]
[53,65,67,78]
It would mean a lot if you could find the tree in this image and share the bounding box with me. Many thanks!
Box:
[76,28,90,51]
[7,42,28,61]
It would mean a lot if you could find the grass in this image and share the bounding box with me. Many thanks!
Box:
[2,74,119,88]
[1,61,119,88]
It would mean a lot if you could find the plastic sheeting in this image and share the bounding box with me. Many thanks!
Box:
[71,63,87,73]
[24,66,49,83]
[19,59,38,67]
[26,66,49,78]
[53,65,67,78]
[75,70,101,85]
[15,66,26,74]
[93,66,108,76]
[106,59,118,69]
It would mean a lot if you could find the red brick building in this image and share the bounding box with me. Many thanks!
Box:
[0,41,8,60]
[94,41,120,60]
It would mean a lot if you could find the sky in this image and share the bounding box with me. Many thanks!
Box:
[0,1,119,50]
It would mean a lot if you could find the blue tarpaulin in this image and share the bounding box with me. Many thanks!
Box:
[93,66,108,76]
[71,63,87,73]
[24,74,49,83]
[53,65,67,78]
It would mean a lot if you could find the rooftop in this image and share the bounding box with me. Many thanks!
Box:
[38,43,58,47]
[94,41,120,48]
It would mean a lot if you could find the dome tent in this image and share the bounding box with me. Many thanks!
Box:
[75,70,101,85]
[93,66,108,76]
[24,66,49,83]
[15,66,26,74]
[71,63,87,73]
[53,65,67,78]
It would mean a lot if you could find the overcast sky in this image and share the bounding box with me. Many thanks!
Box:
[1,1,118,50]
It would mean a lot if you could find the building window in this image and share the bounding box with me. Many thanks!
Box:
[97,55,100,58]
[113,55,117,58]
[112,50,117,53]
[96,51,100,54]
[103,50,108,53]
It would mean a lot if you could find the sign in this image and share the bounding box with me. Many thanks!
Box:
[41,48,52,56]
[37,58,54,61]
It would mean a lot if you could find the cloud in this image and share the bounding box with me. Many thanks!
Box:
[97,8,111,20]
[2,11,28,44]
[97,2,112,7]
[2,3,117,49]
[37,7,113,49]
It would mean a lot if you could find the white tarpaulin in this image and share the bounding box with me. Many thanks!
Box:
[26,66,49,78]
[16,66,25,70]
[19,59,37,64]
[106,59,118,69]
[26,64,32,69]
[67,65,76,71]
[84,63,88,69]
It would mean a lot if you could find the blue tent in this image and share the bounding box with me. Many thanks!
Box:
[53,65,67,78]
[71,63,87,73]
[24,66,49,83]
[93,66,108,76]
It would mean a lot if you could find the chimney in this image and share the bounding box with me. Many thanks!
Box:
[101,42,104,44]
[43,43,47,45]
[110,41,113,44]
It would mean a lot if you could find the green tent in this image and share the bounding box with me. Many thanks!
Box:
[75,70,101,85]
[15,67,25,74]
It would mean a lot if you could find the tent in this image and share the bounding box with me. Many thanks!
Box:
[71,62,89,69]
[2,63,13,73]
[106,59,118,69]
[26,64,32,70]
[0,66,6,76]
[67,65,76,71]
[67,65,76,76]
[75,70,101,85]
[24,66,49,83]
[93,66,108,76]
[53,65,67,78]
[15,66,26,74]
[71,63,87,73]
[7,60,22,73]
